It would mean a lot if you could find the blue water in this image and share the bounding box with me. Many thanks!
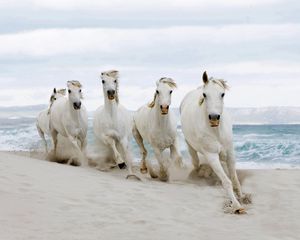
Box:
[0,117,299,168]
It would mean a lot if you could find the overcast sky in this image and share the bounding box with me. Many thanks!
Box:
[0,0,299,110]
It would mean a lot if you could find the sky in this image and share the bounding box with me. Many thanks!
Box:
[0,0,299,110]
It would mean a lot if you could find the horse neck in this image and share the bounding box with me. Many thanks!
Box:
[104,97,118,119]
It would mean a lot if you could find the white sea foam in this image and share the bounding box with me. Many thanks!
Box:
[0,116,299,169]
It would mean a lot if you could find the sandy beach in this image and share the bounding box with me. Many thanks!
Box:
[0,151,299,240]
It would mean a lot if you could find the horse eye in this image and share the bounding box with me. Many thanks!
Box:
[102,80,105,84]
[170,90,173,94]
[203,93,206,98]
[221,93,225,98]
[156,90,159,95]
[54,98,56,100]
[79,89,82,93]
[68,90,71,94]
[114,80,117,83]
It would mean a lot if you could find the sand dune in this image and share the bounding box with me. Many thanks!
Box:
[0,151,299,240]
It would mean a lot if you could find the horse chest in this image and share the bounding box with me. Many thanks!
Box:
[103,118,126,136]
[150,130,174,149]
[195,131,226,154]
[66,121,82,137]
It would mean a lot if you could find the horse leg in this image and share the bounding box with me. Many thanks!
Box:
[79,137,88,166]
[67,136,84,166]
[186,141,200,171]
[102,134,125,167]
[132,125,148,173]
[204,152,244,214]
[117,139,140,180]
[170,138,183,168]
[187,141,212,178]
[50,129,58,156]
[80,137,87,154]
[37,125,48,153]
[227,147,243,198]
[153,147,169,182]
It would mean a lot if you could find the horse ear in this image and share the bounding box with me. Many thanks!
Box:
[53,88,56,94]
[203,71,208,84]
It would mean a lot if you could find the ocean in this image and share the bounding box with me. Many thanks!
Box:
[0,114,299,169]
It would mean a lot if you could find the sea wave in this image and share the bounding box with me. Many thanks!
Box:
[0,117,299,168]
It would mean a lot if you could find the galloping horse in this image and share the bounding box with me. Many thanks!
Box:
[36,88,66,153]
[50,81,88,166]
[180,71,246,213]
[133,77,183,181]
[93,70,138,179]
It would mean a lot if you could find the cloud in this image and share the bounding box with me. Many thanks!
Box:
[0,24,298,59]
[2,78,299,110]
[0,0,283,11]
[0,1,298,109]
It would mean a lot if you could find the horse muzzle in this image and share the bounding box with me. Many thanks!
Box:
[209,114,220,127]
[160,105,169,115]
[209,120,220,127]
[73,102,81,110]
[107,90,116,100]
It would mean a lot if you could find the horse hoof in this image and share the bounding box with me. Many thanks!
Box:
[159,169,169,182]
[239,193,252,205]
[118,162,127,169]
[70,159,81,166]
[234,208,246,214]
[126,174,141,181]
[159,173,169,182]
[140,168,148,174]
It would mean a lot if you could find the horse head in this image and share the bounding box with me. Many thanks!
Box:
[201,71,229,127]
[101,70,119,103]
[148,77,177,115]
[67,80,83,110]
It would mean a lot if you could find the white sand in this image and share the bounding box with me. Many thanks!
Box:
[0,151,299,240]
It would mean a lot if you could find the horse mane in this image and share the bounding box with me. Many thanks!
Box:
[101,70,119,79]
[148,92,157,108]
[148,77,177,108]
[211,78,229,90]
[57,88,66,95]
[67,80,82,88]
[159,77,177,89]
[49,95,55,104]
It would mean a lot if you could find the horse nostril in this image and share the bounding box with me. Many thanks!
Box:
[107,90,115,95]
[73,102,81,109]
[209,114,220,121]
[160,105,163,109]
[166,106,169,109]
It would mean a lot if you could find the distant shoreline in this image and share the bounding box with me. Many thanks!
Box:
[1,116,300,126]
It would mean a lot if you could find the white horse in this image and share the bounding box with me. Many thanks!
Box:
[133,77,183,181]
[36,88,66,153]
[50,81,88,166]
[180,71,246,214]
[93,70,138,179]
